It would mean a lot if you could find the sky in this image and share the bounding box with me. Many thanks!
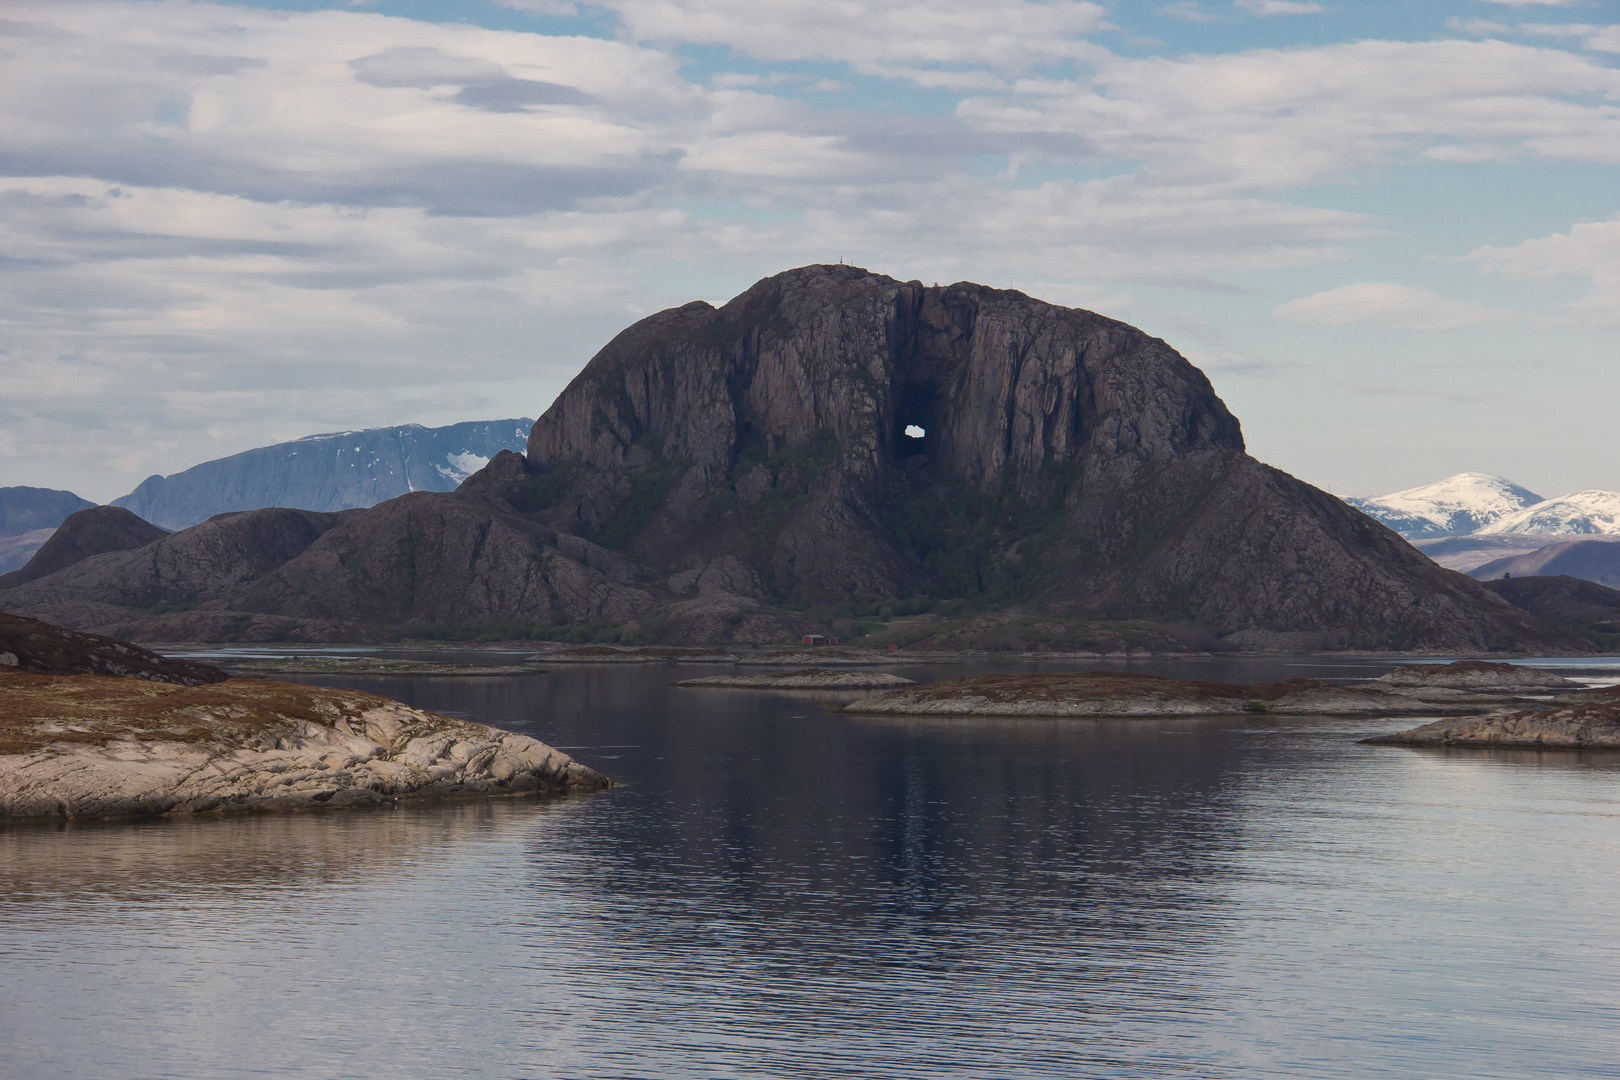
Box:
[1,0,1616,504]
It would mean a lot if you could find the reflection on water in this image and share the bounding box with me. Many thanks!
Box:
[3,663,1620,1079]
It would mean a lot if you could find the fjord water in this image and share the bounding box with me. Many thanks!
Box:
[4,658,1620,1079]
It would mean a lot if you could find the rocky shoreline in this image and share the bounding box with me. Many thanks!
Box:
[675,668,914,690]
[0,672,608,820]
[1365,697,1620,750]
[216,656,546,677]
[842,662,1588,719]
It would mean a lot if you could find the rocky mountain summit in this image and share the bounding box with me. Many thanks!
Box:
[0,486,99,575]
[0,506,168,588]
[0,265,1584,652]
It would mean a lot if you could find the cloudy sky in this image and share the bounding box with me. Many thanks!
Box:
[2,0,1616,504]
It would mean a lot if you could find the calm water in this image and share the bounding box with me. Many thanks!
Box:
[4,656,1620,1079]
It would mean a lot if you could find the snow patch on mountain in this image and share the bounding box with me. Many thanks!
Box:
[1343,473,1543,539]
[1479,490,1620,537]
[436,451,491,483]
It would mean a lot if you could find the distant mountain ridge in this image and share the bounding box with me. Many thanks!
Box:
[0,486,100,574]
[0,487,96,539]
[1471,540,1620,589]
[1347,473,1620,588]
[1479,491,1620,537]
[1348,473,1620,541]
[111,419,534,530]
[1343,473,1544,539]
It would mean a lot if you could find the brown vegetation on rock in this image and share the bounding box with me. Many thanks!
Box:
[0,611,225,684]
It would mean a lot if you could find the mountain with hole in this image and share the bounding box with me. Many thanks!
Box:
[0,266,1581,653]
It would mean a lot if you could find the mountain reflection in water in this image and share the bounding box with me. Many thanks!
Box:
[3,659,1619,1079]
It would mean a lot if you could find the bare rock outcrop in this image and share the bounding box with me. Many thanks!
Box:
[1365,696,1620,750]
[0,672,609,819]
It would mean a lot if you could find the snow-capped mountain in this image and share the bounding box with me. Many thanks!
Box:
[1478,490,1620,537]
[112,419,533,531]
[1343,473,1544,539]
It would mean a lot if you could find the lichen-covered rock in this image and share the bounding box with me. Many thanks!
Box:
[0,672,608,819]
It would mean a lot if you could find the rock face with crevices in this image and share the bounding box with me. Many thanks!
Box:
[503,264,1575,650]
[0,672,609,818]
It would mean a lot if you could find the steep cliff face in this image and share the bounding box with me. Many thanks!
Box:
[512,264,1561,650]
[523,265,1245,604]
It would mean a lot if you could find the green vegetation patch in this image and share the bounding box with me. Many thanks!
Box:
[880,468,1072,605]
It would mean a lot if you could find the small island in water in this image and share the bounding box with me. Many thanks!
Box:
[0,613,608,820]
[841,662,1620,750]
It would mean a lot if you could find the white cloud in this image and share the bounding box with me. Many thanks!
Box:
[601,0,1111,75]
[1235,1,1324,15]
[1476,0,1579,6]
[960,38,1620,192]
[1,1,1618,497]
[1272,283,1527,330]
[1466,215,1620,327]
[1160,3,1220,22]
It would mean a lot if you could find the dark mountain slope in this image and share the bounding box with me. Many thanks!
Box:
[0,611,225,684]
[0,507,168,589]
[231,482,654,627]
[1482,576,1620,627]
[1471,539,1620,589]
[0,508,351,610]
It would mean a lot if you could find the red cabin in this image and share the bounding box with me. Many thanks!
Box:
[802,634,840,646]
